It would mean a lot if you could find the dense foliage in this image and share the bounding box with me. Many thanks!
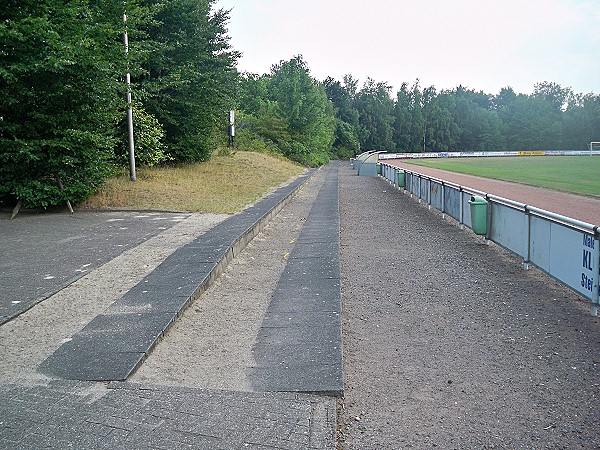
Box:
[1,1,598,208]
[1,0,238,208]
[236,56,334,166]
[133,0,239,163]
[324,79,600,154]
[0,0,124,207]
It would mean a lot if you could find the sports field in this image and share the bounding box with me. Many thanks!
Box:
[406,156,600,197]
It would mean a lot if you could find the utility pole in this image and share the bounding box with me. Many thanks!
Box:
[123,12,136,181]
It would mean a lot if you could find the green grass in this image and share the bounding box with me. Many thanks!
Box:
[80,151,305,213]
[406,156,600,197]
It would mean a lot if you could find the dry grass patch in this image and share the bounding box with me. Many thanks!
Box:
[81,151,305,213]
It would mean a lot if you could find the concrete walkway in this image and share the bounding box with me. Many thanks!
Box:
[38,170,317,382]
[0,163,340,449]
[0,381,333,449]
[0,211,192,325]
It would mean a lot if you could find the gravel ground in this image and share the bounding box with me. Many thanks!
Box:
[337,161,599,449]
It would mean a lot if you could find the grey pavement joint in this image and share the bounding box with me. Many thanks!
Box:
[0,381,336,449]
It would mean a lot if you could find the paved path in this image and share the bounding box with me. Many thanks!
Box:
[0,211,190,325]
[38,172,316,382]
[249,165,342,396]
[0,381,333,449]
[0,165,339,449]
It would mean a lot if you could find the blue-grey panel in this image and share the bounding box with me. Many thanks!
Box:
[462,191,473,228]
[530,215,551,272]
[420,178,428,202]
[386,165,394,182]
[547,223,596,300]
[444,186,462,222]
[431,181,443,210]
[404,173,411,194]
[358,162,377,177]
[531,215,597,300]
[411,174,419,196]
[489,203,528,257]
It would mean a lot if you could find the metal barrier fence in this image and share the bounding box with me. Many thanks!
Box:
[376,162,600,316]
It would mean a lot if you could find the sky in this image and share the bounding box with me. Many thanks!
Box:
[215,0,600,96]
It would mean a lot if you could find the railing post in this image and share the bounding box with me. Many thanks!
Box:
[427,178,431,210]
[459,186,464,229]
[483,194,491,245]
[441,181,446,219]
[523,206,531,270]
[592,228,599,316]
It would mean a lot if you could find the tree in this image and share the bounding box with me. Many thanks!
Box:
[267,56,334,165]
[135,0,240,162]
[452,87,504,151]
[408,80,426,151]
[354,78,395,151]
[563,93,600,150]
[533,81,572,113]
[324,76,361,156]
[422,91,460,152]
[392,83,413,151]
[0,0,124,207]
[237,73,273,116]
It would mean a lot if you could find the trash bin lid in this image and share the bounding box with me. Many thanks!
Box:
[469,195,488,204]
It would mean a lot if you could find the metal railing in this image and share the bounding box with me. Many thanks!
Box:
[377,162,600,316]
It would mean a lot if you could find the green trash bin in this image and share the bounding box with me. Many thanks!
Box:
[468,196,488,235]
[376,163,381,175]
[396,169,405,188]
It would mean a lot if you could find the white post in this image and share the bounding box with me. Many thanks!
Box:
[123,13,136,181]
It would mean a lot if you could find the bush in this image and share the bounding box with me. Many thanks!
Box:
[114,104,170,168]
[0,0,123,208]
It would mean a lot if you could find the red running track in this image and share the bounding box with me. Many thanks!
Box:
[387,160,600,227]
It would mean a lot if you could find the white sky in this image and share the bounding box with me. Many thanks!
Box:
[215,0,600,96]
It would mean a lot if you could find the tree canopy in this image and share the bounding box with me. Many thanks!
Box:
[0,0,124,207]
[1,0,239,208]
[236,55,334,166]
[1,2,599,208]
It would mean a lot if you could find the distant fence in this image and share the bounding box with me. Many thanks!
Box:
[378,150,600,160]
[375,162,600,316]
